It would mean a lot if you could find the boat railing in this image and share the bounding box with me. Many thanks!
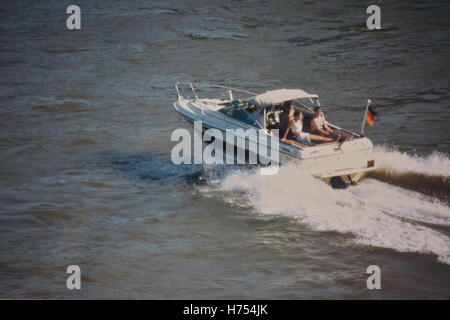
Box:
[176,82,323,116]
[175,82,258,101]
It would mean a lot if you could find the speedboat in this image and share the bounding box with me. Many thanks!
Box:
[173,82,376,185]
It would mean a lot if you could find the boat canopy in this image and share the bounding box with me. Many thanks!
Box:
[246,89,319,108]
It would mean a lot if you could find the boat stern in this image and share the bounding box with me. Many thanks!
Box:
[298,137,376,183]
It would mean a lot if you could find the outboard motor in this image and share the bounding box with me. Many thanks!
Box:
[330,176,348,189]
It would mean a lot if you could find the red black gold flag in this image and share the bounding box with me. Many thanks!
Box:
[366,106,378,126]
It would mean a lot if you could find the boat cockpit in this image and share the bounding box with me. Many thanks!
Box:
[218,97,358,148]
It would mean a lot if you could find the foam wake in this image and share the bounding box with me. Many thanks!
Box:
[202,149,450,264]
[368,146,450,201]
[372,145,450,177]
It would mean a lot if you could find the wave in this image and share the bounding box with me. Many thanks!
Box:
[199,148,450,264]
[368,146,450,201]
[179,29,248,40]
[372,145,450,177]
[102,152,201,183]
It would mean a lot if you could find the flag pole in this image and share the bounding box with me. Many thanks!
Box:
[360,99,371,135]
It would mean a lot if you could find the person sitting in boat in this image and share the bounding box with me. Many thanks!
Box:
[279,101,294,138]
[282,110,339,144]
[310,106,338,138]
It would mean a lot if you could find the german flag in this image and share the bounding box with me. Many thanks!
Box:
[366,106,378,126]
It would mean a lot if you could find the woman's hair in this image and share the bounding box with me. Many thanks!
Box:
[293,110,302,117]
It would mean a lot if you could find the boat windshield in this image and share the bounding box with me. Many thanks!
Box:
[219,102,260,127]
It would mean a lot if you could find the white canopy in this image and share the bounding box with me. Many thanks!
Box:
[247,89,319,107]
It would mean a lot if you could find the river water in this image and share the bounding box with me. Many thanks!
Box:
[0,0,449,299]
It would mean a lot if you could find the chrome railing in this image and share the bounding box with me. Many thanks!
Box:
[175,82,258,100]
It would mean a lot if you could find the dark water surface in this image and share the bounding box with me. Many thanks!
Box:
[0,0,449,299]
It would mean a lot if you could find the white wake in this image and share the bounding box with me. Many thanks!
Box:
[204,148,450,264]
